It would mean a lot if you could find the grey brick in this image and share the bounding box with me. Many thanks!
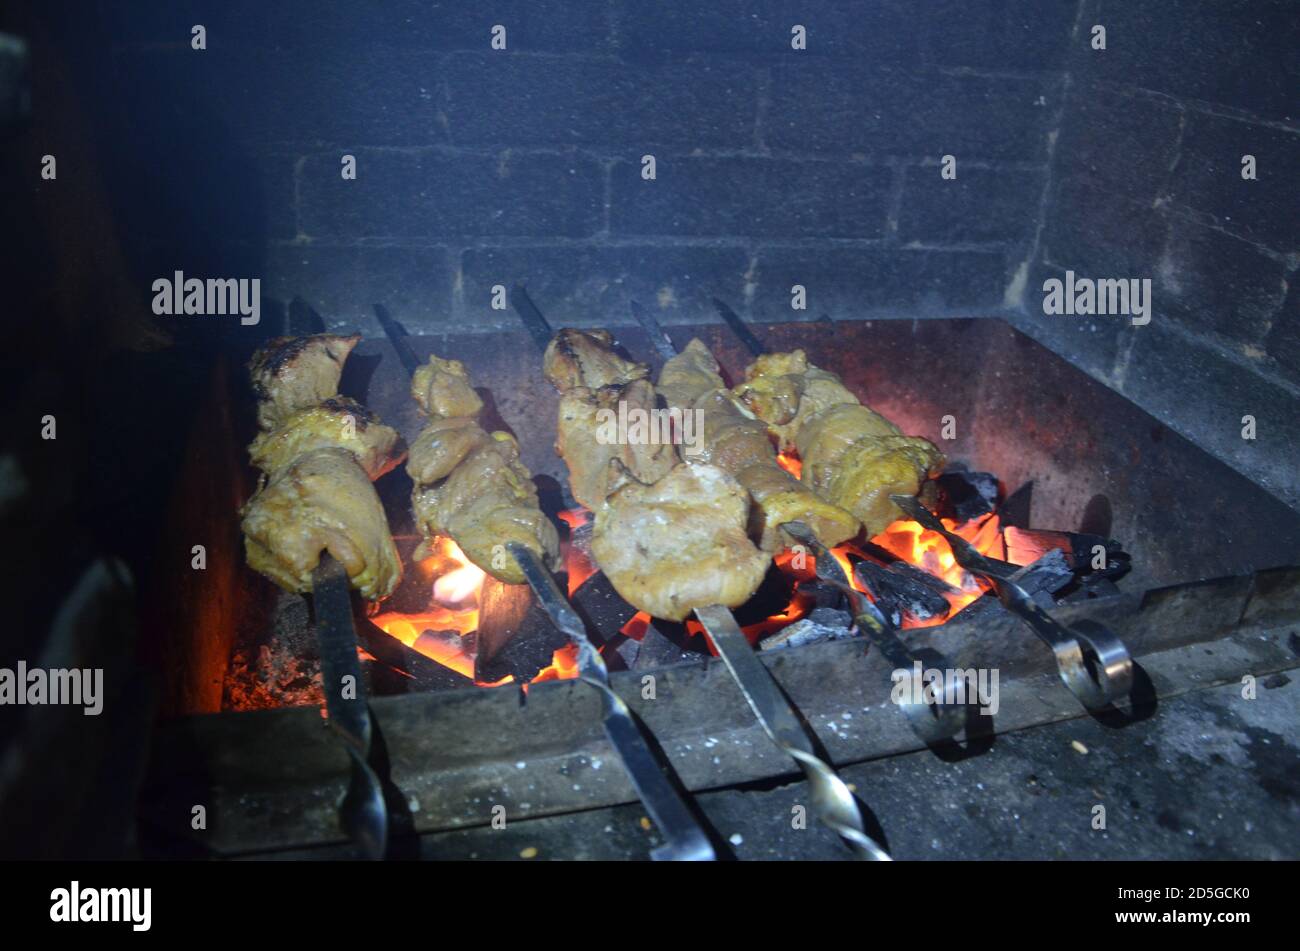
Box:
[898,165,1045,244]
[1040,180,1168,278]
[747,247,1009,318]
[1120,320,1300,508]
[1155,221,1289,344]
[1074,0,1298,123]
[1168,114,1300,255]
[265,244,455,330]
[460,245,752,327]
[767,63,1058,160]
[116,48,449,149]
[298,150,603,240]
[443,53,758,150]
[1052,83,1184,202]
[1010,263,1134,383]
[611,158,891,238]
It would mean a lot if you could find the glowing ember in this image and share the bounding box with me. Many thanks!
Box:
[826,512,1007,627]
[372,534,581,687]
[529,642,581,685]
[776,451,802,479]
[558,507,597,595]
[372,477,1011,688]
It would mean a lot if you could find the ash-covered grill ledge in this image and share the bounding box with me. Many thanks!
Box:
[143,568,1300,857]
[138,317,1300,857]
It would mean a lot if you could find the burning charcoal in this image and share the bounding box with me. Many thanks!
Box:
[603,633,641,672]
[354,617,472,691]
[797,579,846,610]
[935,467,1001,521]
[1058,574,1122,604]
[854,560,950,623]
[808,606,852,629]
[759,608,855,651]
[731,564,799,628]
[1011,548,1074,607]
[475,578,569,683]
[570,570,639,644]
[634,620,703,669]
[1003,526,1130,581]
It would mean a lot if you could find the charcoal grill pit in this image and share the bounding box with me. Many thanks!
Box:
[136,316,1300,858]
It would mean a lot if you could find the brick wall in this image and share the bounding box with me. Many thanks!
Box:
[84,0,1072,333]
[24,1,1300,507]
[1009,0,1300,508]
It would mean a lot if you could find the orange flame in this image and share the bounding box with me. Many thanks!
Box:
[372,536,578,686]
[822,512,1005,628]
[558,507,598,596]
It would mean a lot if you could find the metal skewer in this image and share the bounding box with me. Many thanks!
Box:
[891,495,1134,712]
[312,554,388,860]
[628,300,890,859]
[704,294,1134,714]
[629,299,680,363]
[710,296,769,358]
[508,544,715,861]
[377,298,714,861]
[643,298,969,744]
[691,605,890,860]
[779,522,972,746]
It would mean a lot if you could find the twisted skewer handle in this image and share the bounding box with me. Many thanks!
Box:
[693,604,890,860]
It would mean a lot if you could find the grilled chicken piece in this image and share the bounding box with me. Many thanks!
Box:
[411,354,484,419]
[796,403,944,536]
[407,354,560,585]
[412,432,559,585]
[241,447,402,600]
[554,378,675,511]
[738,349,945,537]
[545,329,674,511]
[249,396,406,480]
[250,333,361,430]
[543,328,646,390]
[733,349,859,453]
[658,339,859,550]
[591,463,769,621]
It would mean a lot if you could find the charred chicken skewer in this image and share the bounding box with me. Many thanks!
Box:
[732,348,945,540]
[543,328,768,622]
[656,336,859,550]
[241,334,405,600]
[613,308,890,859]
[381,309,713,861]
[240,332,405,860]
[406,353,560,584]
